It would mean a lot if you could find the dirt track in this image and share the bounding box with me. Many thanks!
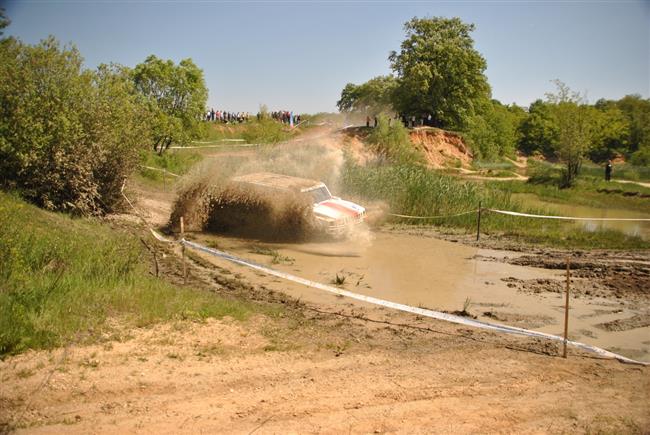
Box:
[2,302,649,434]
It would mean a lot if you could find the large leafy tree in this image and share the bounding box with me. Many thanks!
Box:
[589,100,630,162]
[616,95,650,164]
[389,17,491,130]
[467,100,526,160]
[0,37,149,214]
[132,55,207,154]
[517,99,559,156]
[336,75,397,116]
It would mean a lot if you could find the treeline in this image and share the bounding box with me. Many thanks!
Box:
[0,11,207,215]
[337,17,650,168]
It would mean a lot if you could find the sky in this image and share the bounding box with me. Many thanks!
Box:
[4,0,649,114]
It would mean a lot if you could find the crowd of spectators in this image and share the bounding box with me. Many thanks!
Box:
[205,109,251,123]
[268,110,301,125]
[364,113,436,128]
[204,108,303,126]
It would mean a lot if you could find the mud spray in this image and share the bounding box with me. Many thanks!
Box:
[169,134,383,245]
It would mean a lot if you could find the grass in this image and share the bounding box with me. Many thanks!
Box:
[471,160,518,171]
[199,118,301,145]
[249,246,295,265]
[580,162,650,182]
[138,150,203,182]
[0,192,267,357]
[527,159,650,184]
[489,168,650,214]
[341,158,649,249]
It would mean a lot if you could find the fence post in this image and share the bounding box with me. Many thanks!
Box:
[162,169,166,192]
[181,216,187,285]
[476,201,482,241]
[563,257,571,358]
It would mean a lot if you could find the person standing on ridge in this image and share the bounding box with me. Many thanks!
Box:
[366,116,370,128]
[605,160,613,181]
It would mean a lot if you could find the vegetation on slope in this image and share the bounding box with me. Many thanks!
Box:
[0,192,264,356]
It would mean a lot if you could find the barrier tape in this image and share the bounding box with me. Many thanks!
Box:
[388,210,477,220]
[150,228,173,243]
[486,209,650,222]
[387,208,650,222]
[139,165,180,178]
[177,236,646,366]
[170,143,261,149]
[191,139,246,143]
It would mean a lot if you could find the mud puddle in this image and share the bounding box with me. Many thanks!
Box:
[190,230,650,362]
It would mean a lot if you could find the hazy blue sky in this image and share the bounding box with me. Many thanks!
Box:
[4,1,649,113]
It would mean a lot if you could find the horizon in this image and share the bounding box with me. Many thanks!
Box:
[4,1,649,113]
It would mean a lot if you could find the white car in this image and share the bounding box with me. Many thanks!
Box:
[230,172,366,236]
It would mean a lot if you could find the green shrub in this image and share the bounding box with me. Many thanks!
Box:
[0,37,149,215]
[366,115,422,164]
[629,147,650,166]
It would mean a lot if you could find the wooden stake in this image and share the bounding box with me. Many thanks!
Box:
[181,216,187,285]
[476,201,482,241]
[563,256,570,358]
[162,169,166,192]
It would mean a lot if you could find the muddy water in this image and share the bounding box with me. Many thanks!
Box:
[513,193,650,239]
[197,231,649,362]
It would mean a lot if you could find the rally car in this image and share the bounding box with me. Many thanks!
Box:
[230,172,366,236]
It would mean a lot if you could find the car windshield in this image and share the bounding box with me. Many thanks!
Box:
[305,186,331,204]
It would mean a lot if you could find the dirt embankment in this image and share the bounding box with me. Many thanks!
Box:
[341,126,473,168]
[408,127,473,168]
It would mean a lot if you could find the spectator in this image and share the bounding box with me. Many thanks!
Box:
[605,160,613,181]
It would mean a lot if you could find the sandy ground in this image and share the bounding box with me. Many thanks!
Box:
[2,289,649,434]
[2,221,649,434]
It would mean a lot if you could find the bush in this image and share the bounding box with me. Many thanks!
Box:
[630,146,650,166]
[366,115,421,164]
[241,117,294,144]
[0,37,149,215]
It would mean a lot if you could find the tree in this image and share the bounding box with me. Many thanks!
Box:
[589,103,630,162]
[0,7,9,37]
[389,17,491,130]
[545,80,593,187]
[0,37,149,214]
[336,75,397,116]
[517,99,560,157]
[616,95,650,155]
[132,55,208,154]
[466,100,526,160]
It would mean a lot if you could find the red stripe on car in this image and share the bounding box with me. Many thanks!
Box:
[320,201,359,217]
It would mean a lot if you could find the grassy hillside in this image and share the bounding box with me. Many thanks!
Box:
[0,192,263,356]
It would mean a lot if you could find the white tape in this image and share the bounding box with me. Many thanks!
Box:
[487,209,650,222]
[150,228,173,243]
[389,210,477,219]
[191,139,246,143]
[170,143,260,149]
[179,237,647,365]
[139,165,180,177]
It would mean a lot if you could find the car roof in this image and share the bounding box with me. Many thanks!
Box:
[231,172,324,192]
